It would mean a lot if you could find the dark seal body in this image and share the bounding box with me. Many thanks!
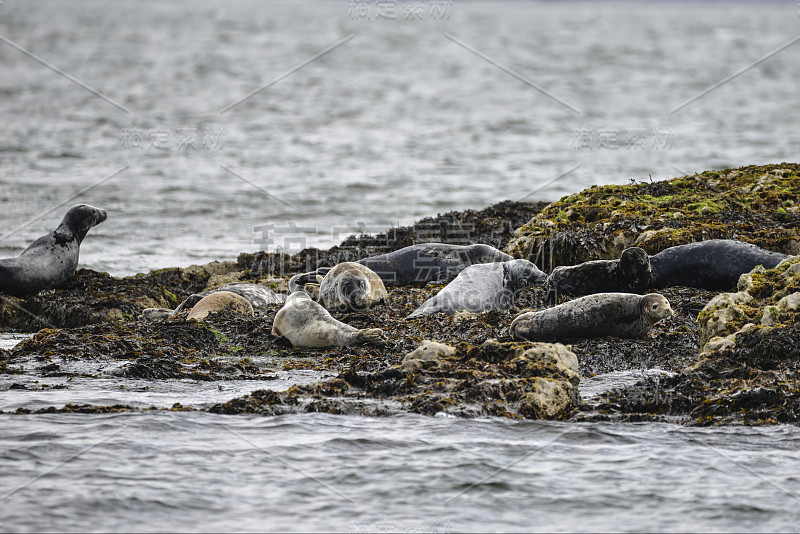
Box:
[0,205,107,297]
[355,243,513,286]
[510,293,673,341]
[407,259,546,318]
[649,239,788,290]
[546,247,651,303]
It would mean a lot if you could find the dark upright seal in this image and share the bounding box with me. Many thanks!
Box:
[648,239,788,291]
[0,204,107,297]
[407,259,546,318]
[510,293,673,341]
[545,247,651,303]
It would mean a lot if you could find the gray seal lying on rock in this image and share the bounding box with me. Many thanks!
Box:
[407,259,546,318]
[316,262,388,312]
[141,283,284,320]
[272,292,387,348]
[289,243,514,290]
[648,239,788,290]
[0,204,107,297]
[510,293,673,341]
[545,247,651,303]
[175,282,284,312]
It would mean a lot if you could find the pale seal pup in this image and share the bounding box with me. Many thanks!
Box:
[186,291,254,321]
[317,262,388,312]
[546,247,651,303]
[510,293,673,341]
[175,283,284,312]
[0,204,107,297]
[272,292,388,348]
[649,239,788,290]
[406,259,546,318]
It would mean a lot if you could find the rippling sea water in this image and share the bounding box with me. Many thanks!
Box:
[2,1,800,531]
[1,0,799,275]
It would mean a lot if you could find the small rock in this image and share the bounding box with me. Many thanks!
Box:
[452,310,478,324]
[777,292,800,312]
[401,340,456,371]
[759,305,780,327]
[518,378,575,419]
[186,291,254,322]
[737,266,766,293]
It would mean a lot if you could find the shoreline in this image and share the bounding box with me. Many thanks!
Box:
[1,163,799,426]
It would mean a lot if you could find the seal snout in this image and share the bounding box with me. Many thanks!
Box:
[96,208,108,224]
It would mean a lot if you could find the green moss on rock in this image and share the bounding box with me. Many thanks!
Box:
[505,163,800,268]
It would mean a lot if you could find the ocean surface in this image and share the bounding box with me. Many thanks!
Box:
[1,1,800,531]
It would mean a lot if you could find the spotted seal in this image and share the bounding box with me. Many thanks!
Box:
[175,283,284,312]
[272,292,388,348]
[510,293,673,341]
[545,247,651,303]
[648,239,788,290]
[186,291,254,321]
[316,262,388,311]
[0,204,107,297]
[407,259,546,318]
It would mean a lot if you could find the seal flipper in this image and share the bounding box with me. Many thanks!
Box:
[351,328,387,345]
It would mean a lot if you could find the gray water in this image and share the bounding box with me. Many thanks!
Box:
[2,1,800,531]
[1,0,799,275]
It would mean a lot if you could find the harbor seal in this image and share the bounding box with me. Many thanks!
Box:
[186,291,254,321]
[0,204,107,297]
[510,293,673,341]
[272,292,388,348]
[317,262,388,311]
[649,239,788,290]
[307,243,511,287]
[545,247,651,303]
[406,259,546,318]
[175,283,284,312]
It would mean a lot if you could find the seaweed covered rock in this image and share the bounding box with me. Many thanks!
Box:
[591,256,800,425]
[505,163,800,268]
[0,261,240,331]
[594,324,800,426]
[697,256,800,352]
[2,317,277,381]
[211,339,581,420]
[237,200,545,277]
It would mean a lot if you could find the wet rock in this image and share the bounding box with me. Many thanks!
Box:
[0,262,241,332]
[237,200,545,278]
[592,255,800,425]
[698,256,800,352]
[401,340,456,371]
